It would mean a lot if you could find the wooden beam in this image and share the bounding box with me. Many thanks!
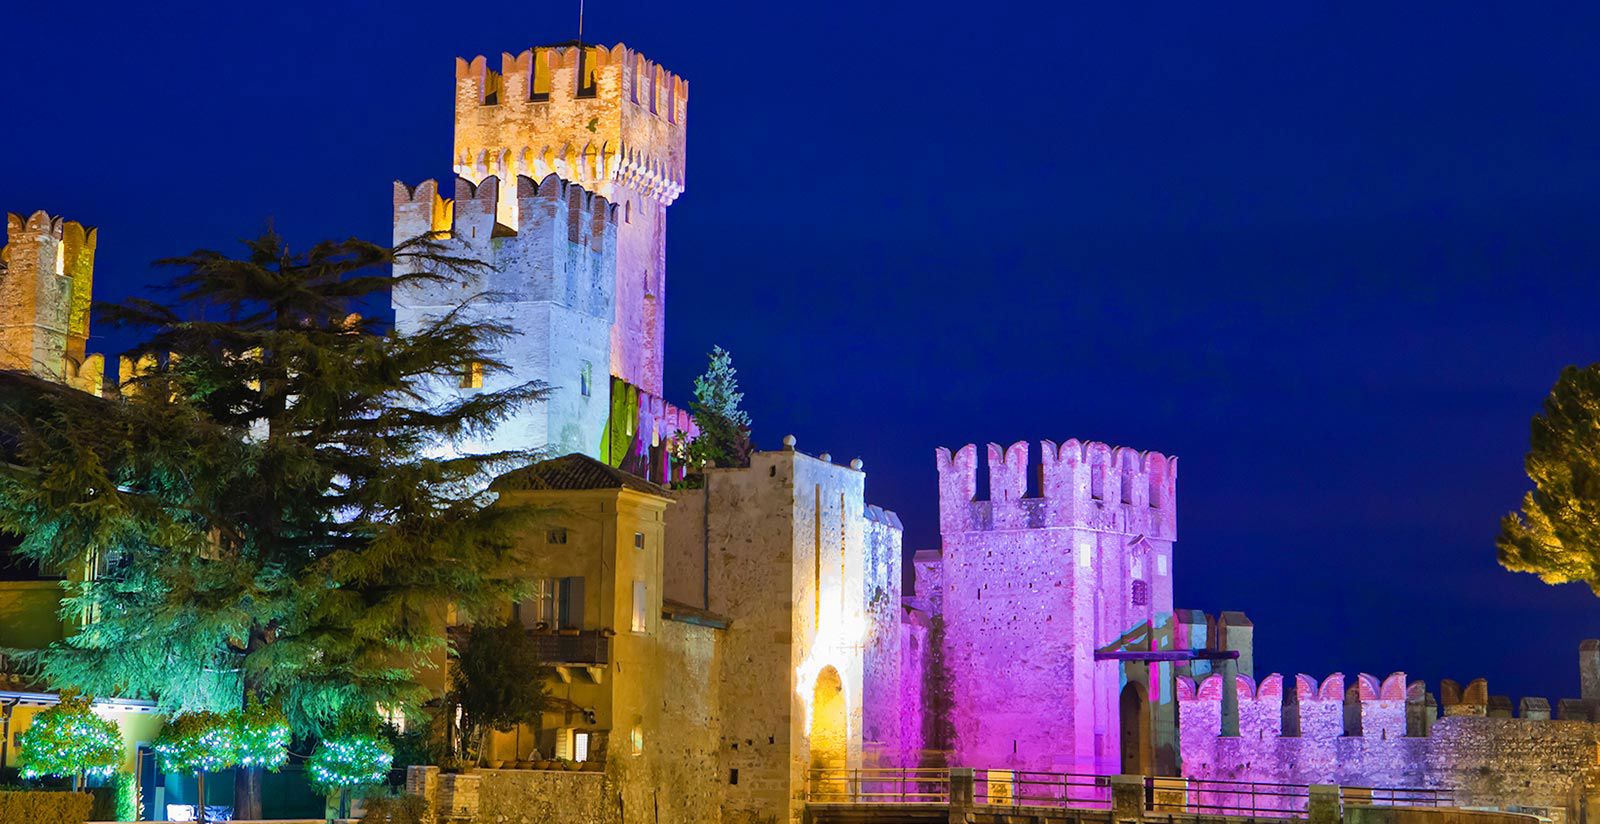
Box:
[1094,649,1240,662]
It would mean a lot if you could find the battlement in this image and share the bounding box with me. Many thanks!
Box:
[1,211,102,394]
[934,439,1176,538]
[454,43,687,208]
[1179,671,1410,743]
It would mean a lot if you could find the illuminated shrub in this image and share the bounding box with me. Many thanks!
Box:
[16,693,121,781]
[235,700,291,771]
[154,711,237,774]
[309,734,394,792]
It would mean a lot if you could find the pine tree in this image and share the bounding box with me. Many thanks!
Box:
[1498,363,1600,592]
[685,346,752,472]
[0,230,547,817]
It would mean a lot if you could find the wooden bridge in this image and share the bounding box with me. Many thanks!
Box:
[803,769,1461,824]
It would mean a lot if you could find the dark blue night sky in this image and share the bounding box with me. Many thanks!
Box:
[5,2,1599,702]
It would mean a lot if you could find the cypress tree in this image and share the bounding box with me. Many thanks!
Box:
[0,230,546,816]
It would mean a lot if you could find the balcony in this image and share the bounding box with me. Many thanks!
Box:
[528,629,610,666]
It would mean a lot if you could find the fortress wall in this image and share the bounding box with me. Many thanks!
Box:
[1180,669,1600,824]
[935,439,1178,773]
[861,506,905,766]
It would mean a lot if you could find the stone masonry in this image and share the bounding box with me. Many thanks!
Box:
[916,439,1181,775]
[452,44,686,397]
[0,211,102,393]
[1177,647,1600,824]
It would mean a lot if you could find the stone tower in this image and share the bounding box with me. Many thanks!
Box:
[922,439,1178,774]
[393,175,618,458]
[0,212,103,394]
[453,43,686,397]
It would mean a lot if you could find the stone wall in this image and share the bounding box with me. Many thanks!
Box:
[899,607,932,764]
[452,44,686,396]
[861,505,904,766]
[662,445,897,824]
[1178,671,1600,824]
[927,439,1177,774]
[639,617,725,824]
[1,211,101,393]
[392,175,616,460]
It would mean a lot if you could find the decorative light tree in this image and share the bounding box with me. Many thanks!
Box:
[16,692,121,790]
[309,734,395,817]
[234,700,291,771]
[154,711,238,824]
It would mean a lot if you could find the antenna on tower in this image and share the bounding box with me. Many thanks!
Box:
[577,0,585,47]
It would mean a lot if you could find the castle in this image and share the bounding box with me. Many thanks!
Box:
[392,44,693,480]
[7,32,1600,824]
[0,212,103,394]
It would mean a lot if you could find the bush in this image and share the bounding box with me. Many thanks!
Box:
[361,794,427,824]
[0,790,93,824]
[88,773,136,821]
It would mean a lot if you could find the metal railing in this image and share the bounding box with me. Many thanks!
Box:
[528,630,610,665]
[804,768,1456,820]
[971,769,1113,810]
[806,768,952,804]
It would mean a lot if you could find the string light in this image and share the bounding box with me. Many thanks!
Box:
[235,701,291,770]
[16,694,121,780]
[308,735,393,792]
[154,711,238,775]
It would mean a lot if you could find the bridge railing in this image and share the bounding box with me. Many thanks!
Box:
[806,768,952,804]
[806,768,1456,820]
[1155,777,1455,818]
[971,769,1112,809]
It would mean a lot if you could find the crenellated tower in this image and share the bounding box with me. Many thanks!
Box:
[922,438,1178,775]
[0,212,103,394]
[393,174,618,458]
[453,43,686,397]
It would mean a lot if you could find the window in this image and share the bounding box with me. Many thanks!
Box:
[460,360,483,389]
[630,725,644,756]
[1132,580,1150,607]
[520,577,584,629]
[573,731,590,762]
[631,580,649,632]
[633,532,645,550]
[54,242,64,277]
[580,361,592,397]
[546,528,568,544]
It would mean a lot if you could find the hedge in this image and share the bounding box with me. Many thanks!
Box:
[361,794,428,824]
[0,790,92,824]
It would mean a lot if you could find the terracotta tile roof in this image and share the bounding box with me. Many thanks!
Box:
[493,452,669,496]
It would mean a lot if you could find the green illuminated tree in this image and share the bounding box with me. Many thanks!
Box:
[1498,363,1600,591]
[16,692,121,790]
[684,346,752,472]
[0,230,546,817]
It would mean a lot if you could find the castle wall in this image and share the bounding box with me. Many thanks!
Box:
[453,44,686,396]
[1,212,102,393]
[861,505,905,767]
[898,608,932,766]
[931,440,1177,774]
[393,175,616,460]
[663,446,893,824]
[1178,670,1600,824]
[602,376,697,485]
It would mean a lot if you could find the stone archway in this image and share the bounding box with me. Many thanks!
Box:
[1120,680,1152,775]
[810,666,848,772]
